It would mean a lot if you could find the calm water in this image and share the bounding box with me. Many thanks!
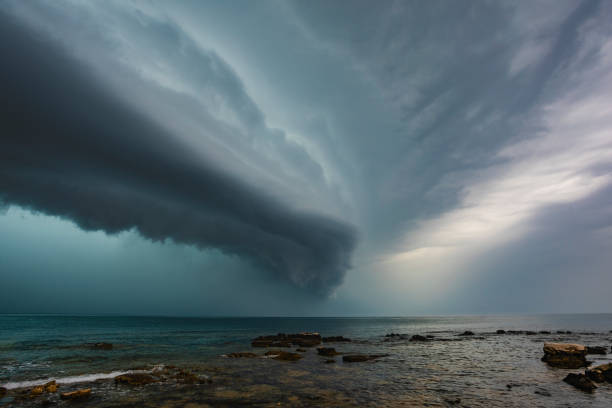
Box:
[1,314,611,407]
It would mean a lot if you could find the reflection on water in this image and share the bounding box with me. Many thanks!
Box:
[1,315,611,407]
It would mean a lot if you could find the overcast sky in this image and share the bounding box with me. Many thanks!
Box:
[1,0,612,315]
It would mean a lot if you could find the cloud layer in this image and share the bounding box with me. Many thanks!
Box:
[0,11,356,295]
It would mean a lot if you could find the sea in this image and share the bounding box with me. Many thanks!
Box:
[1,314,611,407]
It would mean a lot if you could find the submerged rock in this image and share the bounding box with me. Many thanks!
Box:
[563,373,597,392]
[322,336,351,343]
[586,363,612,383]
[342,354,388,363]
[586,346,607,355]
[114,373,158,386]
[91,342,113,350]
[226,352,258,358]
[60,388,91,399]
[317,347,340,356]
[541,343,588,368]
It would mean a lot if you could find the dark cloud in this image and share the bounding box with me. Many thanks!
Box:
[0,12,356,295]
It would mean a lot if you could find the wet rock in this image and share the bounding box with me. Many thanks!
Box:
[60,388,91,400]
[342,354,388,363]
[508,330,524,335]
[114,373,158,386]
[30,386,44,397]
[0,386,6,397]
[541,343,588,368]
[175,369,208,384]
[496,330,506,334]
[226,352,258,358]
[444,397,461,405]
[296,348,307,352]
[324,359,336,364]
[91,342,113,350]
[586,346,607,355]
[409,335,429,342]
[539,331,551,334]
[586,363,612,383]
[563,373,596,392]
[251,332,321,348]
[265,350,303,361]
[317,347,340,356]
[322,336,351,342]
[458,331,474,336]
[44,381,58,393]
[525,331,536,335]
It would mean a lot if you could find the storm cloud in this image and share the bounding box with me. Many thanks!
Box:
[0,12,356,295]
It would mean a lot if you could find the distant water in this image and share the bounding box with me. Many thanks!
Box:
[1,314,611,407]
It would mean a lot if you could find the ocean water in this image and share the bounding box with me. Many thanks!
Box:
[1,314,611,407]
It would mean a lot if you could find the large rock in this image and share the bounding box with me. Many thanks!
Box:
[586,363,612,383]
[114,373,157,386]
[563,373,597,392]
[541,343,588,368]
[252,332,321,348]
[60,389,91,399]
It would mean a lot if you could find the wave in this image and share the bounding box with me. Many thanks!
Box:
[1,368,152,390]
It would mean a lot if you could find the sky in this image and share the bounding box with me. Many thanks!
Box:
[1,0,612,316]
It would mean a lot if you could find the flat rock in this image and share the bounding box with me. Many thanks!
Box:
[226,352,258,358]
[563,373,596,392]
[114,373,158,386]
[60,388,91,399]
[586,346,607,355]
[317,347,340,356]
[322,336,351,343]
[264,350,303,361]
[342,354,388,363]
[542,343,588,368]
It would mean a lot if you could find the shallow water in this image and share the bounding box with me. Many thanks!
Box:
[1,314,611,407]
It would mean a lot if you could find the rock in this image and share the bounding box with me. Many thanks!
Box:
[114,373,158,386]
[585,363,612,383]
[175,370,207,384]
[426,335,435,338]
[409,335,429,342]
[496,330,506,334]
[0,386,6,397]
[91,342,113,350]
[541,343,588,368]
[296,348,307,352]
[251,332,321,348]
[264,350,303,361]
[226,352,258,358]
[322,336,351,343]
[324,359,336,364]
[539,331,551,334]
[508,330,524,335]
[525,331,537,335]
[44,381,58,393]
[342,354,388,363]
[444,398,461,405]
[586,346,607,355]
[458,331,474,336]
[563,373,597,392]
[317,347,340,356]
[60,388,91,399]
[534,388,551,397]
[30,386,44,396]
